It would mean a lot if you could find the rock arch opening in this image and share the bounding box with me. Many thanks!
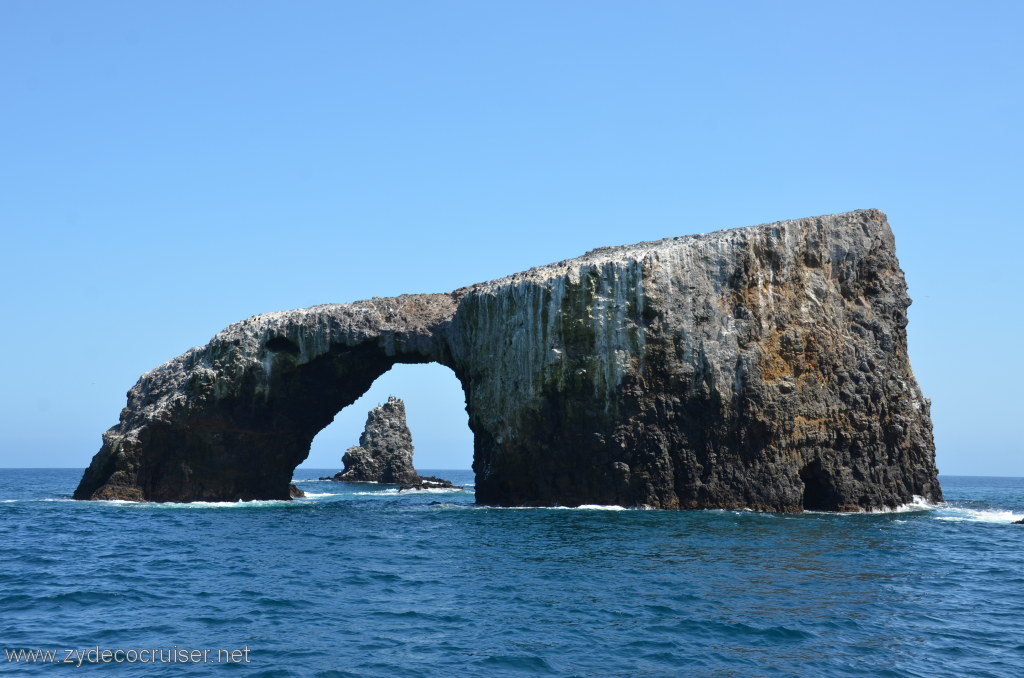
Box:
[307,362,473,475]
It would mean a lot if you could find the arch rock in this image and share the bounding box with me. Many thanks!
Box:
[75,209,942,510]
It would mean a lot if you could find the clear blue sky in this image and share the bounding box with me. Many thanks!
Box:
[1,1,1020,475]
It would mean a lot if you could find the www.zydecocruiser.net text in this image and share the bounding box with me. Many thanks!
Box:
[5,645,252,667]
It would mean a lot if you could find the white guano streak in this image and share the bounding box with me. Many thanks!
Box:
[589,260,645,399]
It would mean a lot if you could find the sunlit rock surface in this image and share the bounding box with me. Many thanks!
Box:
[75,209,941,510]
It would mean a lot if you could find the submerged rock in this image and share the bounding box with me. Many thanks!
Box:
[399,476,457,492]
[74,209,942,511]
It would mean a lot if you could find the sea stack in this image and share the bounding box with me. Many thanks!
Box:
[74,209,941,511]
[320,398,457,490]
[322,397,418,483]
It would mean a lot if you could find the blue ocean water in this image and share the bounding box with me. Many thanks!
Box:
[1,470,1022,677]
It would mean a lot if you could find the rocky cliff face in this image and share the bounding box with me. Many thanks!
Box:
[326,396,419,484]
[75,209,941,510]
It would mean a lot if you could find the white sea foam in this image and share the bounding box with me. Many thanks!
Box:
[876,495,938,513]
[292,478,382,484]
[352,487,465,496]
[297,492,337,499]
[811,495,940,515]
[118,499,296,509]
[554,504,629,511]
[933,508,1024,524]
[294,479,381,484]
[468,503,637,511]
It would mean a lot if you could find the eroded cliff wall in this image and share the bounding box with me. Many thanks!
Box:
[454,209,939,510]
[75,209,940,510]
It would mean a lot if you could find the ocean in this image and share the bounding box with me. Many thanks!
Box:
[1,469,1022,677]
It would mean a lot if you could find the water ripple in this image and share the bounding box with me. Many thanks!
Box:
[1,470,1023,676]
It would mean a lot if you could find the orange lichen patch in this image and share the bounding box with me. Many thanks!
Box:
[792,415,830,436]
[798,334,822,375]
[754,327,835,390]
[755,328,798,382]
[761,350,793,381]
[742,279,772,306]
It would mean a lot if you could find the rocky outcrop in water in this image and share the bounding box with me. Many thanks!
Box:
[399,476,456,492]
[320,396,421,484]
[74,209,941,510]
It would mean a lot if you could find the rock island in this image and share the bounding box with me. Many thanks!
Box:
[75,209,941,510]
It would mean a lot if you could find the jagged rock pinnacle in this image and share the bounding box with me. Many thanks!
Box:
[323,397,419,484]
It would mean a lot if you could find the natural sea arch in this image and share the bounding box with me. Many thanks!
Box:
[75,211,943,511]
[74,294,514,503]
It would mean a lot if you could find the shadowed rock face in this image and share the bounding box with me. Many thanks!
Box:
[75,209,942,510]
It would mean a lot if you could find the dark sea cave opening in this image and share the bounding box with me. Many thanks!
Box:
[799,459,834,511]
